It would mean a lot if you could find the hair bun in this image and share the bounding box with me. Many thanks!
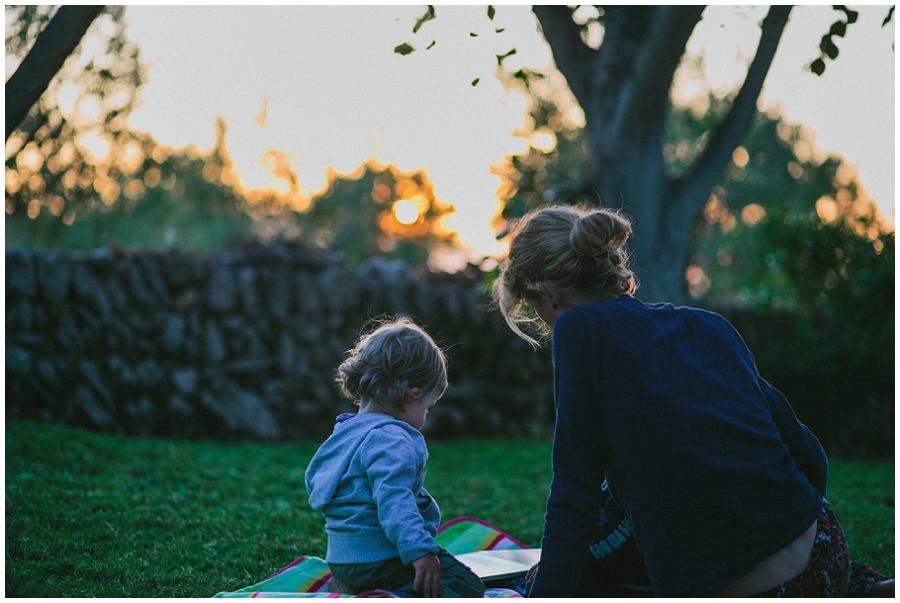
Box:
[570,209,632,256]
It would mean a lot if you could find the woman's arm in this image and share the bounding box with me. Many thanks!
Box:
[716,313,828,497]
[529,309,610,597]
[758,377,828,496]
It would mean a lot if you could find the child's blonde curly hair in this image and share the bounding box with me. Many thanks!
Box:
[336,316,447,409]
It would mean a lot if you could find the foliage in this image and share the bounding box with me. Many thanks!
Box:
[6,135,458,268]
[5,7,250,251]
[687,106,890,304]
[810,6,894,75]
[5,6,144,216]
[5,7,455,265]
[810,6,860,75]
[491,67,596,228]
[5,420,894,597]
[393,4,518,77]
[4,6,269,252]
[5,127,259,252]
[288,161,457,267]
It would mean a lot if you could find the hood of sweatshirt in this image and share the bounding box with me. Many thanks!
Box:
[304,412,426,510]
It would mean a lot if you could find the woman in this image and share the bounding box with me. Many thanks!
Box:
[492,204,891,597]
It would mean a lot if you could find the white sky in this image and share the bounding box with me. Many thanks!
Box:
[119,5,895,265]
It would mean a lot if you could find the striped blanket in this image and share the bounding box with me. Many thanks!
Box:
[215,517,529,598]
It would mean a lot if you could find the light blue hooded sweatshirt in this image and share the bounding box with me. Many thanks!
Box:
[304,413,441,565]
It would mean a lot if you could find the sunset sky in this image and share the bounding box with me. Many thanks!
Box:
[117,5,894,268]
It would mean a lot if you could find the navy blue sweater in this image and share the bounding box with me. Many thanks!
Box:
[528,295,827,597]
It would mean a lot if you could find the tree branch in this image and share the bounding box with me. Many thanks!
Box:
[680,5,793,204]
[615,5,705,135]
[531,5,595,106]
[5,5,104,141]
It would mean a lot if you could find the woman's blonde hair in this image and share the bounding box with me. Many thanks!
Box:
[336,316,447,408]
[491,204,637,346]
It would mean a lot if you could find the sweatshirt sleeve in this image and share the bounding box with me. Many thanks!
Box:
[759,376,828,497]
[529,310,609,598]
[718,314,829,498]
[359,426,439,565]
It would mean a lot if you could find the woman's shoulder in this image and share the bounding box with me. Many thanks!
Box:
[553,299,622,350]
[559,294,732,338]
[558,294,633,326]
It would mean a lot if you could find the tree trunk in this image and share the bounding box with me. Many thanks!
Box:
[533,5,793,304]
[5,5,104,141]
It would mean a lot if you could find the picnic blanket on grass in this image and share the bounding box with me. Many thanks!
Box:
[215,517,530,598]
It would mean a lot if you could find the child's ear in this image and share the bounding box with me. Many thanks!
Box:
[405,388,422,408]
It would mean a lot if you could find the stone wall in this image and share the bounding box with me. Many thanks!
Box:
[5,245,554,442]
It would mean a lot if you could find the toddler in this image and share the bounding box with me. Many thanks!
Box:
[304,316,485,598]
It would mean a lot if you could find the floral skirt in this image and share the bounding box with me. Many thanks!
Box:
[752,499,888,597]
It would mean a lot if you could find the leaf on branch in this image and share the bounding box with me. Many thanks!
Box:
[834,5,859,24]
[819,35,840,60]
[471,77,480,87]
[394,42,415,56]
[426,40,436,50]
[810,58,826,76]
[829,20,847,37]
[883,6,895,26]
[413,5,436,33]
[487,5,495,21]
[496,47,517,66]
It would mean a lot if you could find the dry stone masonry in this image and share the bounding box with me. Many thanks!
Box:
[6,245,554,441]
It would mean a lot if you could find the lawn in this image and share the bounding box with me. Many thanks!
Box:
[5,420,894,597]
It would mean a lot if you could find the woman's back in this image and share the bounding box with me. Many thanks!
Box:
[549,294,826,596]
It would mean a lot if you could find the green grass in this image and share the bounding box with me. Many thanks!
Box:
[5,420,894,597]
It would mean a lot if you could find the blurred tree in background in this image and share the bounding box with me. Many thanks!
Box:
[288,162,457,267]
[5,6,455,267]
[6,6,143,221]
[7,111,456,267]
[400,5,893,303]
[6,5,105,140]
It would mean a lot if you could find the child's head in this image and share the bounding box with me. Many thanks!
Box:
[337,316,448,410]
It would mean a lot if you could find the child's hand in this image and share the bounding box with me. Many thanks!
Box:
[411,552,442,597]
